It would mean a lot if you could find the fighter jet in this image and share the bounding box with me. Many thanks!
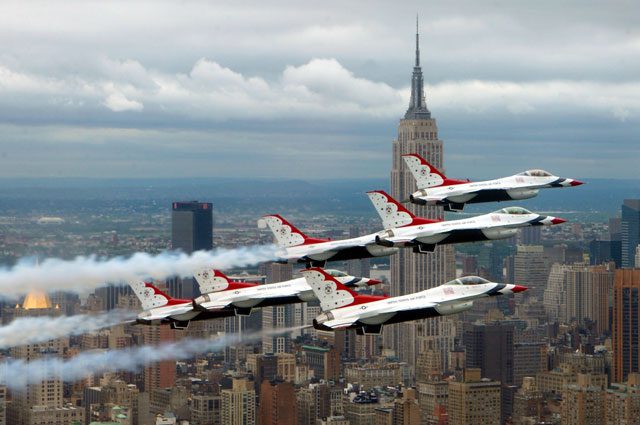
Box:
[259,214,398,266]
[130,280,237,329]
[402,153,583,211]
[368,190,565,254]
[193,268,380,316]
[303,268,527,335]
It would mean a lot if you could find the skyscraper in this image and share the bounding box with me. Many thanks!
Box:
[388,17,456,367]
[621,199,640,268]
[171,201,213,253]
[463,321,515,421]
[612,269,640,383]
[170,201,213,298]
[513,245,550,300]
[543,263,614,334]
[259,379,296,425]
[221,378,256,425]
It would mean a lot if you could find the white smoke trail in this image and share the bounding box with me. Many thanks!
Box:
[0,245,277,298]
[0,326,305,390]
[0,310,136,349]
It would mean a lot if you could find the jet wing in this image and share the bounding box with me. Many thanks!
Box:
[199,299,234,311]
[325,316,360,330]
[302,235,377,256]
[141,305,196,321]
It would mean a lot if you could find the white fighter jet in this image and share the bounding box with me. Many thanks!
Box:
[259,214,399,267]
[193,268,380,316]
[130,281,234,329]
[367,190,565,253]
[261,192,565,263]
[303,268,527,335]
[402,153,583,211]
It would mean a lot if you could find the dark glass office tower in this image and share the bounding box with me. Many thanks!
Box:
[171,201,213,254]
[169,201,213,298]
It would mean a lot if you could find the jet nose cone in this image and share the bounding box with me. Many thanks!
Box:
[512,285,528,293]
[367,279,383,286]
[570,180,584,186]
[551,217,566,225]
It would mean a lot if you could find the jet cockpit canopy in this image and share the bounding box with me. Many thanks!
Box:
[494,206,533,215]
[447,276,491,286]
[518,169,552,177]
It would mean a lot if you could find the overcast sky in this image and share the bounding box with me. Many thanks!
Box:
[0,0,638,179]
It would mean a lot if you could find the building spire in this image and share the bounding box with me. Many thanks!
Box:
[405,15,431,120]
[415,15,420,67]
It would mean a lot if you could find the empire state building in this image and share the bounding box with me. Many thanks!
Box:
[388,20,456,368]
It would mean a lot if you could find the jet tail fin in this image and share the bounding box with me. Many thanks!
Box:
[260,214,328,247]
[367,190,440,228]
[130,281,183,310]
[302,268,361,311]
[402,153,446,188]
[194,269,258,294]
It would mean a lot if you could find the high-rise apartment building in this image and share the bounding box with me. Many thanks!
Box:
[142,325,176,391]
[393,388,421,425]
[621,199,640,267]
[221,378,256,425]
[416,378,448,424]
[514,245,550,300]
[613,269,640,383]
[170,201,213,298]
[296,383,332,425]
[561,374,607,425]
[388,18,456,367]
[259,379,296,425]
[512,377,543,425]
[605,373,640,424]
[544,263,614,333]
[447,369,501,425]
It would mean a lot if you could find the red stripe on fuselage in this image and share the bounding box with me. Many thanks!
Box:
[302,237,331,245]
[144,282,191,305]
[341,294,389,307]
[443,178,470,186]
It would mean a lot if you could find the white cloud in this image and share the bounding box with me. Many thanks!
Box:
[0,58,639,124]
[103,92,143,112]
[428,80,640,122]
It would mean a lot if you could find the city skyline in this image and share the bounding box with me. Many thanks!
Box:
[1,5,640,425]
[0,1,638,180]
